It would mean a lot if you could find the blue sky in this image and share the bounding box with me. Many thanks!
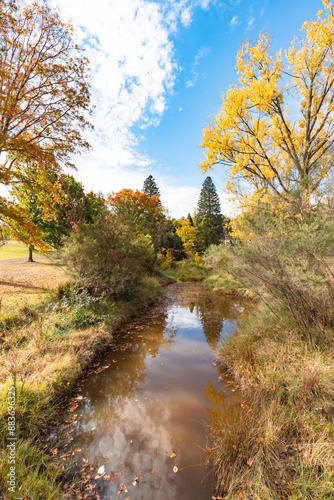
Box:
[52,0,324,217]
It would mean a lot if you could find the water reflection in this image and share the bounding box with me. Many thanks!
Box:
[62,283,245,499]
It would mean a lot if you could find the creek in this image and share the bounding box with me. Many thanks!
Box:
[60,283,245,499]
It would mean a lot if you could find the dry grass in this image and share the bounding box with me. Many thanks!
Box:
[0,258,163,498]
[210,304,334,499]
[0,259,68,318]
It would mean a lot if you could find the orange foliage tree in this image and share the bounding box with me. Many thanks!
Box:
[0,0,92,236]
[106,189,164,237]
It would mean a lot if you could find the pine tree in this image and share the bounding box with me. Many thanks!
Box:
[187,213,194,226]
[143,175,160,200]
[194,216,218,253]
[196,177,224,239]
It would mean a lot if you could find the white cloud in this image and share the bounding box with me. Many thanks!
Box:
[230,15,240,28]
[52,0,177,171]
[49,0,226,217]
[180,7,192,26]
[247,16,255,29]
[185,46,210,88]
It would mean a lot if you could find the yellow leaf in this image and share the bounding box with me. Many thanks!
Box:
[170,452,176,458]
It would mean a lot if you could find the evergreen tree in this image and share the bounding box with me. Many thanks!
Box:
[187,213,194,226]
[196,177,224,239]
[143,175,160,200]
[194,216,219,253]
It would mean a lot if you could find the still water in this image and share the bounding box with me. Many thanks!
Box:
[63,283,244,499]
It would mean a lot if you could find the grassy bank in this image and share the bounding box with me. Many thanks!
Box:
[160,259,208,282]
[208,263,334,497]
[0,260,162,499]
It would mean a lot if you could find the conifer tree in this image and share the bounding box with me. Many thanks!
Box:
[194,216,219,253]
[143,175,160,200]
[196,177,224,239]
[187,213,194,226]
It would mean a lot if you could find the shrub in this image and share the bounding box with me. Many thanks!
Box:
[202,244,230,273]
[62,211,156,299]
[230,210,334,344]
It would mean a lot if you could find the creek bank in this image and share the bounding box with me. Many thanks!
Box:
[209,301,334,499]
[0,277,163,499]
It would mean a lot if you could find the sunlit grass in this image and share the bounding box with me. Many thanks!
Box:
[210,304,334,499]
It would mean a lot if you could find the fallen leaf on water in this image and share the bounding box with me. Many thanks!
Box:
[97,465,105,476]
[173,466,178,473]
[170,452,176,458]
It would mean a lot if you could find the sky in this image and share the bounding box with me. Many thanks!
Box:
[51,0,324,218]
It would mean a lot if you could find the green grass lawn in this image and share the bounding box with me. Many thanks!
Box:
[0,241,44,261]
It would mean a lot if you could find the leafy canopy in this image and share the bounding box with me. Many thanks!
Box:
[0,0,92,225]
[199,1,334,217]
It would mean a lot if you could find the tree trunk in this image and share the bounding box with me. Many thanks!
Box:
[28,245,34,262]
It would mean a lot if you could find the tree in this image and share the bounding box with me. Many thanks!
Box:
[0,0,92,226]
[196,177,224,238]
[63,210,156,299]
[10,174,104,261]
[143,175,160,200]
[199,1,334,218]
[187,213,194,226]
[194,216,219,253]
[175,218,198,253]
[106,189,163,237]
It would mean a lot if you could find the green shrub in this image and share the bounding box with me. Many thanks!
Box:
[231,210,334,344]
[202,244,230,273]
[62,211,156,300]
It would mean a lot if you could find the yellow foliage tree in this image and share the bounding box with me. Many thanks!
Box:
[200,0,334,219]
[175,218,198,252]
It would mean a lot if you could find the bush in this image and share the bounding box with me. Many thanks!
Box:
[231,210,334,344]
[202,244,230,273]
[62,211,156,299]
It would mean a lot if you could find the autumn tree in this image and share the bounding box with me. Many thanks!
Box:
[0,0,92,229]
[200,1,334,219]
[10,173,104,260]
[143,175,160,201]
[106,189,163,236]
[175,218,198,253]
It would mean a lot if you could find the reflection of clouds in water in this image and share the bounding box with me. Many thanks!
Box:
[167,306,201,329]
[86,397,178,499]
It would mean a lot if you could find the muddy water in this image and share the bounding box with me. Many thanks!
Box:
[65,283,245,499]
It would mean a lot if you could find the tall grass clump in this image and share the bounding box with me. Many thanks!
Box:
[210,205,334,499]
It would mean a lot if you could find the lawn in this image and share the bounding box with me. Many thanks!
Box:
[0,259,68,318]
[0,240,46,261]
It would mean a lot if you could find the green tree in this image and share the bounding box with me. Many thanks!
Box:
[63,210,156,299]
[11,174,104,261]
[197,177,224,239]
[143,175,160,200]
[195,216,219,253]
[187,213,194,226]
